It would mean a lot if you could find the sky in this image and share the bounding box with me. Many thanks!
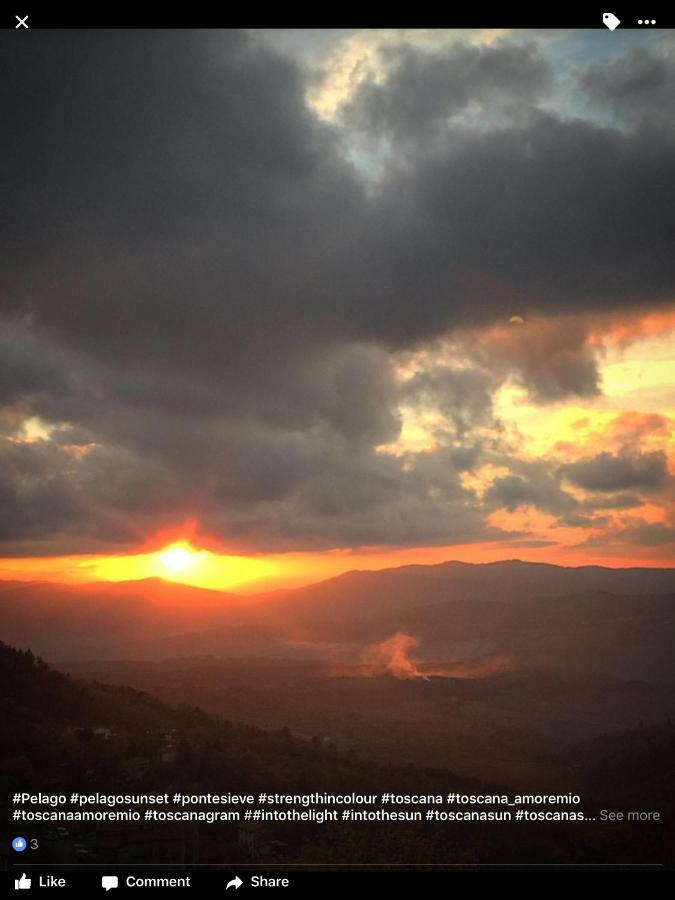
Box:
[1,27,674,591]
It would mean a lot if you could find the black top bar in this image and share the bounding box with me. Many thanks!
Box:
[3,6,674,30]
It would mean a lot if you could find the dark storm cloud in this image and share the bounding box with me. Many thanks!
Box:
[0,321,497,553]
[479,454,645,528]
[578,44,675,119]
[0,440,84,543]
[359,112,675,346]
[561,451,669,493]
[402,368,495,436]
[483,463,580,520]
[198,442,506,551]
[1,30,366,375]
[341,39,552,140]
[0,318,74,406]
[0,30,673,552]
[3,31,675,366]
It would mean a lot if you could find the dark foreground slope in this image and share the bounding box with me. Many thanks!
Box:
[1,642,673,869]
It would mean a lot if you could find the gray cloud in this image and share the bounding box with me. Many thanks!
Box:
[4,32,675,366]
[580,519,675,549]
[483,463,580,521]
[0,30,673,554]
[402,367,495,436]
[620,522,675,546]
[578,43,675,122]
[0,440,85,544]
[580,47,667,102]
[341,39,552,140]
[465,318,601,402]
[562,451,669,493]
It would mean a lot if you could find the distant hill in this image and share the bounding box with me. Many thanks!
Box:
[259,559,675,632]
[1,560,674,680]
[0,578,255,659]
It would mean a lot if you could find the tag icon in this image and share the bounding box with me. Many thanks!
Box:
[602,12,621,30]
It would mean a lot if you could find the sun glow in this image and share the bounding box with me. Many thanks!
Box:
[158,542,204,574]
[78,541,280,592]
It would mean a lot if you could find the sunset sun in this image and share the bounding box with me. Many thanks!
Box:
[157,543,203,575]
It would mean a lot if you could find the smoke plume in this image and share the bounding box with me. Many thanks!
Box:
[363,632,428,679]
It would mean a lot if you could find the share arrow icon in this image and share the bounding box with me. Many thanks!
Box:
[226,875,244,890]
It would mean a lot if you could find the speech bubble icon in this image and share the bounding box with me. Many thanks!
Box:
[102,876,119,891]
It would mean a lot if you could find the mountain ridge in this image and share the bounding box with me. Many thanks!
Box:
[2,556,675,601]
[2,560,674,678]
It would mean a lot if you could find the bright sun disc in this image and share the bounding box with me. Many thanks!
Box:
[158,544,199,573]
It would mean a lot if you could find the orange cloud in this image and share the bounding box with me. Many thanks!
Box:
[588,307,675,348]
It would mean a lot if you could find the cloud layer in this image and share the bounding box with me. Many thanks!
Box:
[1,29,674,556]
